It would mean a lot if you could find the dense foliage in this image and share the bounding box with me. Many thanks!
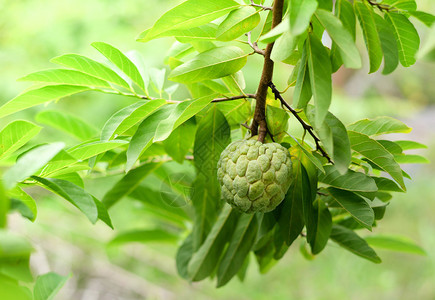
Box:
[0,0,434,296]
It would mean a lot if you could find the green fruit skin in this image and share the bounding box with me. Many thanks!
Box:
[217,139,293,213]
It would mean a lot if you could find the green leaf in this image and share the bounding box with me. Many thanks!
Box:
[37,150,87,178]
[320,165,378,193]
[35,110,98,141]
[33,272,69,300]
[372,176,403,192]
[276,157,306,246]
[154,96,214,142]
[176,234,194,279]
[288,0,318,36]
[315,9,361,68]
[9,187,37,222]
[409,11,435,27]
[0,230,33,258]
[140,0,240,42]
[109,229,178,246]
[266,105,289,136]
[364,235,425,255]
[0,85,90,119]
[348,131,405,190]
[330,224,381,263]
[187,206,240,281]
[373,13,399,75]
[310,110,351,173]
[307,34,332,127]
[50,54,131,90]
[3,143,65,190]
[355,2,383,73]
[0,182,8,228]
[126,106,174,171]
[347,116,411,136]
[32,177,109,226]
[381,0,416,11]
[169,46,248,83]
[217,213,258,287]
[385,12,420,67]
[68,140,127,161]
[216,99,251,126]
[330,0,356,72]
[0,278,32,300]
[163,118,196,163]
[216,6,260,41]
[192,107,231,249]
[309,199,332,255]
[91,42,145,91]
[102,163,162,209]
[0,121,41,160]
[271,31,298,63]
[292,45,312,109]
[394,140,427,150]
[100,100,166,141]
[193,106,231,183]
[394,154,429,164]
[138,24,218,43]
[328,187,374,230]
[19,69,111,88]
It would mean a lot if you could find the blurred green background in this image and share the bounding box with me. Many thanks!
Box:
[1,0,435,299]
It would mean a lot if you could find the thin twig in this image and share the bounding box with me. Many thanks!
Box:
[246,32,265,56]
[211,94,256,102]
[268,82,333,164]
[250,0,272,10]
[367,0,390,11]
[241,123,251,130]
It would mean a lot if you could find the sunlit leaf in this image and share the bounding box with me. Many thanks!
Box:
[347,116,411,136]
[50,54,131,90]
[154,96,214,142]
[36,110,98,141]
[9,186,37,222]
[100,100,166,141]
[68,140,127,161]
[216,6,260,41]
[169,46,248,83]
[34,272,69,300]
[19,69,111,88]
[3,143,65,190]
[0,121,41,160]
[140,0,240,42]
[0,85,90,118]
[288,0,318,36]
[91,42,145,91]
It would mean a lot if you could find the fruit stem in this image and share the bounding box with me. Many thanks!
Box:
[251,0,284,143]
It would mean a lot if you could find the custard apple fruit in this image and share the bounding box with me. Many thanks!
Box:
[217,139,293,213]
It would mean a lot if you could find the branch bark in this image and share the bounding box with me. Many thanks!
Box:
[251,0,284,142]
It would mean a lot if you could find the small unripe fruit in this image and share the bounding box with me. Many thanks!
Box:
[217,139,293,213]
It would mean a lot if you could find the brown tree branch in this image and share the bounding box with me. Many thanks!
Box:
[250,0,272,10]
[251,0,285,143]
[268,82,333,164]
[211,94,256,102]
[246,32,265,56]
